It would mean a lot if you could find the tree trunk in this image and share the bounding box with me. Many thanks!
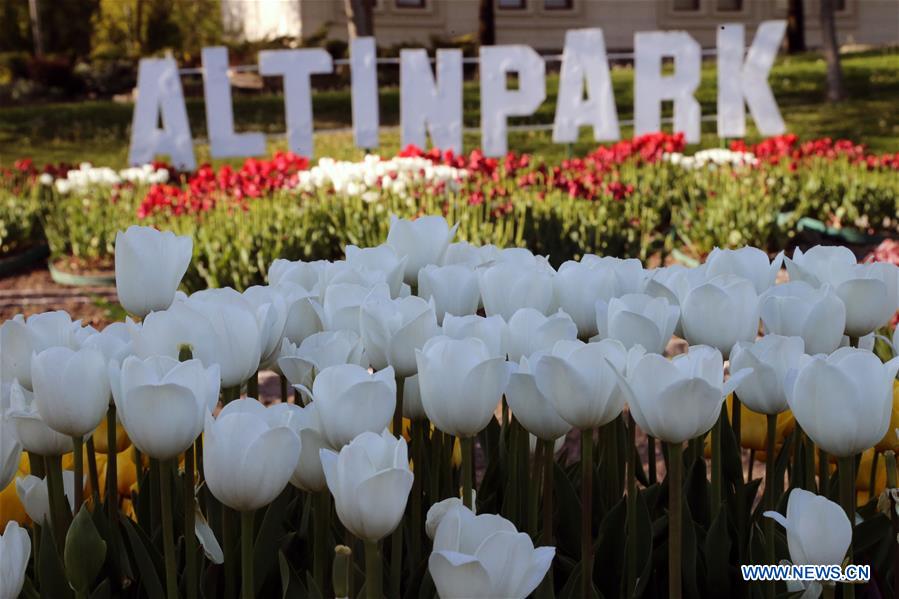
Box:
[344,0,374,38]
[27,0,44,56]
[478,0,495,47]
[819,0,846,102]
[786,0,805,53]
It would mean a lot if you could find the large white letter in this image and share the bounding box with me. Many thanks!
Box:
[258,48,333,157]
[634,31,701,143]
[202,47,266,158]
[400,49,463,153]
[717,21,787,138]
[553,28,620,143]
[480,46,546,156]
[351,37,379,149]
[128,58,195,170]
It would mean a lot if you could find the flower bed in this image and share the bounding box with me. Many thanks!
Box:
[2,133,898,290]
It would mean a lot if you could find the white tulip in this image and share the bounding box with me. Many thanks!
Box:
[1,311,84,390]
[203,398,301,511]
[418,264,480,324]
[729,335,805,415]
[528,433,566,456]
[386,215,458,285]
[275,283,324,345]
[109,356,219,460]
[0,521,31,599]
[704,246,783,294]
[31,346,110,438]
[505,354,572,441]
[320,430,414,542]
[401,373,426,420]
[441,241,500,268]
[81,322,133,364]
[268,258,327,290]
[533,339,628,430]
[786,348,899,457]
[242,285,289,367]
[833,262,898,338]
[267,402,329,492]
[681,274,759,357]
[322,282,390,334]
[345,244,408,298]
[277,330,366,389]
[504,308,577,362]
[784,245,857,288]
[442,314,506,358]
[311,364,396,449]
[617,345,751,443]
[428,502,554,599]
[0,408,20,491]
[479,261,555,321]
[643,264,707,338]
[555,257,644,338]
[416,336,511,438]
[114,225,192,317]
[595,293,680,354]
[759,281,846,355]
[360,293,439,377]
[6,382,72,456]
[764,488,851,567]
[16,471,76,525]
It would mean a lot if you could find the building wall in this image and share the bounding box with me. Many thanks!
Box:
[236,0,898,50]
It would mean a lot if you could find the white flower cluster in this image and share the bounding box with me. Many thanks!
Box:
[294,155,467,202]
[664,148,758,170]
[46,163,169,194]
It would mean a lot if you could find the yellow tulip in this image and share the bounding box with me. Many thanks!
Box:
[96,448,140,499]
[875,380,899,452]
[856,448,888,505]
[92,416,132,454]
[705,396,794,458]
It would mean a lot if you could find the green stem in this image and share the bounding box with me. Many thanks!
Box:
[160,459,179,599]
[247,371,259,399]
[537,438,556,599]
[838,456,856,599]
[529,440,542,538]
[314,492,331,593]
[581,428,594,599]
[626,412,638,598]
[410,421,423,570]
[224,504,236,599]
[668,441,683,599]
[868,451,880,501]
[72,435,84,513]
[711,410,723,518]
[184,447,197,599]
[429,426,441,506]
[333,545,351,599]
[86,436,100,507]
[765,414,777,599]
[107,406,118,519]
[222,386,240,406]
[648,436,657,485]
[461,436,473,509]
[279,374,288,404]
[150,458,161,536]
[241,510,255,599]
[44,455,70,550]
[365,540,382,599]
[731,393,742,459]
[819,448,829,495]
[803,429,816,491]
[390,375,404,599]
[823,584,835,599]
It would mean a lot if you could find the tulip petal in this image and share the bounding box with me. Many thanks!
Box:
[429,551,494,599]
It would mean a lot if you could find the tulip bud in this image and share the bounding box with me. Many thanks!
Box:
[428,502,554,599]
[114,225,192,317]
[268,403,330,492]
[16,471,76,526]
[418,264,480,324]
[595,293,680,354]
[0,409,21,491]
[442,314,506,358]
[504,308,577,363]
[320,430,414,542]
[764,488,851,567]
[346,244,408,298]
[311,364,396,449]
[360,294,439,377]
[729,335,805,415]
[759,281,846,355]
[555,256,644,338]
[704,246,783,294]
[1,311,84,390]
[0,521,30,599]
[386,215,458,285]
[505,355,572,441]
[203,398,301,512]
[6,382,73,456]
[416,336,511,438]
[31,346,110,438]
[479,261,555,321]
[786,348,899,457]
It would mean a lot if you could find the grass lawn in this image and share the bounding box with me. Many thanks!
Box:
[1,48,897,167]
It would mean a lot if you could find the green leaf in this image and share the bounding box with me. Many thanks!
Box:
[121,517,165,599]
[254,487,292,594]
[38,523,73,599]
[64,506,107,594]
[703,507,733,598]
[595,496,625,599]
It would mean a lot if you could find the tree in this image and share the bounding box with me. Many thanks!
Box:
[786,0,805,53]
[344,0,373,38]
[819,0,845,102]
[478,0,495,47]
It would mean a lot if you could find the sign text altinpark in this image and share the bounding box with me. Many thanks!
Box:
[128,22,788,170]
